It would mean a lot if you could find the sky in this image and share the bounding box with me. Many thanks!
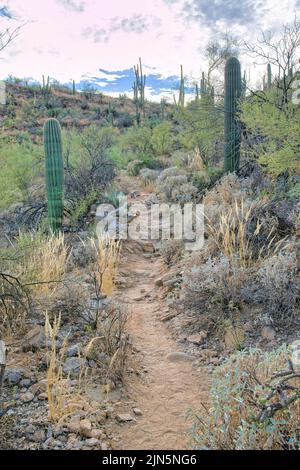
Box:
[0,0,298,101]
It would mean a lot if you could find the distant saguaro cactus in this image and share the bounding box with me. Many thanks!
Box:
[224,57,242,173]
[44,118,64,233]
[267,64,272,89]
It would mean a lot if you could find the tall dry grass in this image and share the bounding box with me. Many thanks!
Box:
[18,231,70,295]
[45,313,87,423]
[89,236,121,295]
[206,199,285,268]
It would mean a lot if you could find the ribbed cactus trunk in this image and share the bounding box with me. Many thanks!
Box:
[224,57,242,173]
[44,118,64,233]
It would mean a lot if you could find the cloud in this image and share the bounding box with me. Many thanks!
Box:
[173,0,264,26]
[0,5,14,18]
[82,14,161,43]
[57,0,85,12]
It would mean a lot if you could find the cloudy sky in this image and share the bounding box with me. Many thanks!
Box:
[0,0,298,100]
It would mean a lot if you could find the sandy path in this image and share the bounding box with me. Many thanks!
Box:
[113,192,210,450]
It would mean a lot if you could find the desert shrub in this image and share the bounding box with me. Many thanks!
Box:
[193,166,224,192]
[122,126,153,156]
[65,125,116,200]
[0,138,42,209]
[160,240,184,267]
[140,168,160,183]
[0,271,30,336]
[255,250,299,326]
[189,346,300,449]
[69,189,98,227]
[151,121,172,156]
[127,159,143,176]
[171,182,198,203]
[182,256,247,316]
[160,175,188,201]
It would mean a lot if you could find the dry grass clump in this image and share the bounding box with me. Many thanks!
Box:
[207,199,285,268]
[18,231,70,296]
[189,346,300,450]
[45,313,87,423]
[89,236,121,296]
[85,302,130,388]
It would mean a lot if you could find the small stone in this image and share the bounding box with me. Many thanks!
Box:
[80,418,92,437]
[19,378,31,388]
[116,413,134,423]
[68,416,81,434]
[22,325,45,351]
[37,392,48,401]
[133,408,142,416]
[261,326,276,341]
[67,344,81,358]
[29,379,47,396]
[31,429,45,443]
[85,438,101,447]
[63,357,86,377]
[89,429,103,439]
[4,367,24,385]
[101,442,109,450]
[187,331,207,345]
[20,391,34,403]
[165,352,194,363]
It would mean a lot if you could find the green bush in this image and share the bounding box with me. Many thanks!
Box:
[151,121,172,156]
[189,346,300,450]
[0,138,42,209]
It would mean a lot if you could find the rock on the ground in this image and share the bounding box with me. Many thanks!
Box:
[67,344,82,357]
[80,419,92,437]
[20,391,35,403]
[116,413,134,423]
[4,367,25,385]
[22,325,45,351]
[165,352,194,363]
[261,326,276,341]
[133,408,142,416]
[63,357,86,377]
[186,331,207,345]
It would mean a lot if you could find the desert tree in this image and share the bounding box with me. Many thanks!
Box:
[244,16,300,111]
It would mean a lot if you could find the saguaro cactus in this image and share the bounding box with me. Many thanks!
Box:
[44,118,64,233]
[224,57,242,173]
[133,57,146,125]
[267,64,272,89]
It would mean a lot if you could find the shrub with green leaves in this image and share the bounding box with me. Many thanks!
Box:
[241,94,300,176]
[189,346,300,450]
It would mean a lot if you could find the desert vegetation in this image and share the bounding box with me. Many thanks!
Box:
[0,11,299,452]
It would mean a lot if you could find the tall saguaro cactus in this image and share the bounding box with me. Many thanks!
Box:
[44,118,64,233]
[133,57,146,125]
[224,57,242,173]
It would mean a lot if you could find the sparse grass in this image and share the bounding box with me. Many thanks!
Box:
[85,302,129,388]
[45,313,87,423]
[89,236,121,296]
[207,199,285,268]
[18,231,70,296]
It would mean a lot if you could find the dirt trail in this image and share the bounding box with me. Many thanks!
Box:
[114,192,210,450]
